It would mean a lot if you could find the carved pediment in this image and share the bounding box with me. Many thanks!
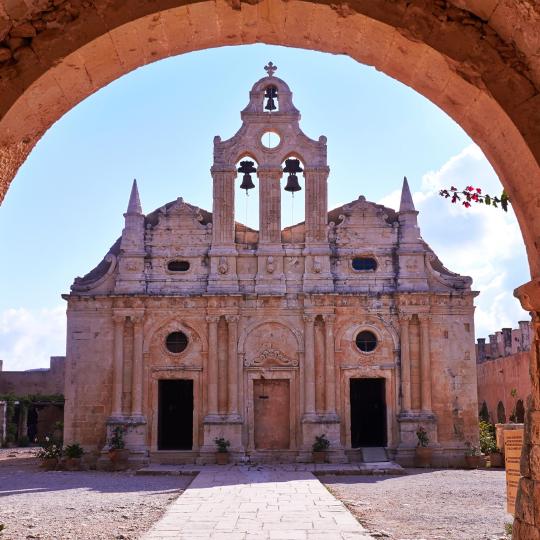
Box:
[245,344,298,367]
[154,198,210,233]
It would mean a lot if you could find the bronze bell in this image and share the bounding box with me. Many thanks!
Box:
[284,174,301,193]
[238,160,257,193]
[264,86,278,111]
[283,158,303,193]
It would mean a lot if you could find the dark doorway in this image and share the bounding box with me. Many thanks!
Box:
[158,379,193,450]
[350,378,387,447]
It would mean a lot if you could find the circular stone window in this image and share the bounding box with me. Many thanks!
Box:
[355,330,378,353]
[261,131,281,149]
[165,331,188,354]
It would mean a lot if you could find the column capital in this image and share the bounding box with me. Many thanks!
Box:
[225,315,240,324]
[417,313,432,323]
[210,165,237,175]
[257,166,283,177]
[303,166,330,175]
[130,314,144,325]
[206,315,221,323]
[303,313,316,324]
[322,314,336,325]
[398,311,412,323]
[112,314,126,324]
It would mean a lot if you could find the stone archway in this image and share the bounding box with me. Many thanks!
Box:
[0,0,539,536]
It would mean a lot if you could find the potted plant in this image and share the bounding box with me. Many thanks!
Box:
[108,425,129,470]
[37,436,62,470]
[464,442,481,468]
[214,437,230,464]
[312,434,330,463]
[479,420,503,468]
[415,426,432,467]
[64,443,84,471]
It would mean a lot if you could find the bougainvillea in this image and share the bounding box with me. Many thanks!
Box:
[439,186,509,211]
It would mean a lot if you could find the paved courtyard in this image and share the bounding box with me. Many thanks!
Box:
[143,467,373,540]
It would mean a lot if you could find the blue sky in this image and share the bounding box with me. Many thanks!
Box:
[0,45,530,370]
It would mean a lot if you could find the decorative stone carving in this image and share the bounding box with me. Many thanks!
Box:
[245,344,298,367]
[217,257,229,275]
[266,256,275,274]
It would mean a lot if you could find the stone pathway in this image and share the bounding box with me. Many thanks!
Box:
[143,466,374,539]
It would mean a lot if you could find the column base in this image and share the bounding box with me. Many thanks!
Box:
[397,411,438,448]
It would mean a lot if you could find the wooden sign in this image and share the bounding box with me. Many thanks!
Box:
[504,428,524,515]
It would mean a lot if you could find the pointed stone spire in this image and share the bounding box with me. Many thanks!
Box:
[126,179,142,215]
[399,176,416,213]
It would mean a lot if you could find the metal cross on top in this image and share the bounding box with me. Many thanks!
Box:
[264,62,277,77]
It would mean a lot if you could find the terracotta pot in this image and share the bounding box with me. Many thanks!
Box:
[489,452,504,468]
[312,451,327,464]
[465,454,481,469]
[41,457,58,471]
[415,447,432,468]
[216,452,229,465]
[108,448,130,470]
[65,457,82,471]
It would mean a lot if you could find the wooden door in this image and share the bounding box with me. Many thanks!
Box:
[254,379,290,449]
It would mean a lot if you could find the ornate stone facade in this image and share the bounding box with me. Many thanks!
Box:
[63,68,479,466]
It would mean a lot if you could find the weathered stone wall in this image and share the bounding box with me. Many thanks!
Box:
[477,351,531,423]
[0,356,65,396]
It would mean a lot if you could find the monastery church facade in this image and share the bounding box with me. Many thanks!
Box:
[63,65,479,466]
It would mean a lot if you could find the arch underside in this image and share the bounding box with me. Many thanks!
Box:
[0,0,538,275]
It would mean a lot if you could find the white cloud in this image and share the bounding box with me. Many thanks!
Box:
[0,307,66,371]
[379,143,530,339]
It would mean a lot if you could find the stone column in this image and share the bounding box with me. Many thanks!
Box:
[513,281,540,539]
[419,314,433,412]
[399,314,412,413]
[111,315,125,417]
[225,315,240,418]
[323,314,337,415]
[303,314,316,416]
[304,166,329,244]
[131,315,144,417]
[206,316,220,417]
[211,167,237,246]
[258,168,282,244]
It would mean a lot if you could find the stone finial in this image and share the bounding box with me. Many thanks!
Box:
[399,176,416,213]
[126,179,142,215]
[264,61,277,77]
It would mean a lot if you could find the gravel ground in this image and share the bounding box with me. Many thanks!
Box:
[324,468,512,540]
[0,449,193,540]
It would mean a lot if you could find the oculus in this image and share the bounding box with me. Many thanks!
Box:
[355,330,378,353]
[166,331,189,354]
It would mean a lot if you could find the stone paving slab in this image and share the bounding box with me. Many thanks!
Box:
[143,467,375,540]
[137,461,405,477]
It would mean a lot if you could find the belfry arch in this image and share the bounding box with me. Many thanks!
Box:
[0,0,540,537]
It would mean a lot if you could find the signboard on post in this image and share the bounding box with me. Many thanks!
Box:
[504,428,524,515]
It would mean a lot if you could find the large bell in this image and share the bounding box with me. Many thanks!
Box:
[264,86,278,111]
[284,174,301,193]
[238,160,257,193]
[283,158,303,193]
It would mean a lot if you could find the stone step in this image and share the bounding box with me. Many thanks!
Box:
[361,447,390,462]
[149,451,198,464]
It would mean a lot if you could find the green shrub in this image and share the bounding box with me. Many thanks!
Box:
[479,420,498,454]
[64,443,84,458]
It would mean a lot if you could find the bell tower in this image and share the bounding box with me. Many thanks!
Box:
[208,63,332,294]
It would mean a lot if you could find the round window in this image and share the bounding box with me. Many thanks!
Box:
[165,331,188,353]
[261,131,281,149]
[352,257,377,271]
[355,330,377,352]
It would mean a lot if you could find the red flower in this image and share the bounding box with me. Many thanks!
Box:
[463,201,471,208]
[476,188,482,194]
[466,186,474,192]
